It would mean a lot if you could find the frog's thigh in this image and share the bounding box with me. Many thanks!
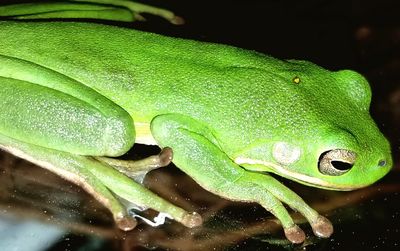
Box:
[0,76,134,157]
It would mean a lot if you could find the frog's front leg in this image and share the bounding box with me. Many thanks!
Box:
[0,56,202,229]
[151,114,333,243]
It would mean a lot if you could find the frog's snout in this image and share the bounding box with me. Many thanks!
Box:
[318,149,356,176]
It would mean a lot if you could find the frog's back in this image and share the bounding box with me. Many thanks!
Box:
[0,21,314,150]
[0,22,289,117]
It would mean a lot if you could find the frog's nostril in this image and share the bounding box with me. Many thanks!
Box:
[378,159,387,167]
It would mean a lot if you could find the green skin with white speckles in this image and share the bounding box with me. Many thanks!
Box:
[0,3,393,244]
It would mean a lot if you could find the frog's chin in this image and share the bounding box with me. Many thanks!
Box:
[234,157,364,191]
[281,173,363,191]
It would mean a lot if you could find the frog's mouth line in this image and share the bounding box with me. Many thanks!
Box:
[234,157,364,191]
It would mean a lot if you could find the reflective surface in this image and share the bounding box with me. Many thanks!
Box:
[0,0,399,250]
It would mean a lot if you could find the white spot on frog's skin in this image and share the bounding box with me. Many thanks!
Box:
[272,142,301,165]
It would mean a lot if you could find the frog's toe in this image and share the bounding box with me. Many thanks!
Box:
[182,212,203,228]
[159,147,173,166]
[115,215,138,231]
[311,215,333,238]
[284,225,305,244]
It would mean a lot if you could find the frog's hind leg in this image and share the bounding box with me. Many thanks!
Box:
[95,147,173,183]
[0,55,136,157]
[0,0,182,24]
[0,57,202,229]
[0,134,202,229]
[0,133,138,230]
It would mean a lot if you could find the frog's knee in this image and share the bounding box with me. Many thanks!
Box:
[101,114,135,157]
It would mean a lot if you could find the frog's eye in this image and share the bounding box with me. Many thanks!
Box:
[318,149,356,176]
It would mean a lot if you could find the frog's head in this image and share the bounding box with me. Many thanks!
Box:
[234,63,392,191]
